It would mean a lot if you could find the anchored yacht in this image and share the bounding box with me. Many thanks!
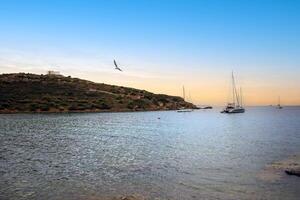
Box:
[177,85,193,112]
[221,72,245,114]
[277,96,283,109]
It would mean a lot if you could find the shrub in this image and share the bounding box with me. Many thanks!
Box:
[99,102,111,109]
[29,103,39,111]
[127,101,134,109]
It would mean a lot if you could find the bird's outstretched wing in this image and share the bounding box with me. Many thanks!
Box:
[113,60,122,71]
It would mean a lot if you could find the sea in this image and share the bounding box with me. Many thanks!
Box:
[1,107,300,200]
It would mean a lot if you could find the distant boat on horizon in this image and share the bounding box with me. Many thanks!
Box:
[277,96,283,109]
[221,72,245,114]
[199,106,213,109]
[203,106,213,109]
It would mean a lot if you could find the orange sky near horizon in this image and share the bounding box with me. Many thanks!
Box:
[2,65,298,106]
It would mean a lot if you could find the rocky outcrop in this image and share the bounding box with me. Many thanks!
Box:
[285,168,300,177]
[116,195,145,200]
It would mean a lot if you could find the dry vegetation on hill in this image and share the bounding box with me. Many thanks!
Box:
[0,73,196,113]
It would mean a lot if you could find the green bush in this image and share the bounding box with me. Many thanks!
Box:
[127,101,134,109]
[29,103,39,111]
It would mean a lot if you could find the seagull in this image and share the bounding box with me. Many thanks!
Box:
[113,60,123,71]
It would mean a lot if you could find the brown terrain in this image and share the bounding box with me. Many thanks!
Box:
[0,73,197,113]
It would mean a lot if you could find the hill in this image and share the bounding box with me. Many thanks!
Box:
[0,73,196,113]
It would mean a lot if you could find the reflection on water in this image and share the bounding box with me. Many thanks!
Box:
[1,107,300,200]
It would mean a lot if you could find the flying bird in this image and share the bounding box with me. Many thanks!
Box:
[113,60,123,71]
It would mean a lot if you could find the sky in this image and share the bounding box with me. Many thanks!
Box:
[0,0,300,105]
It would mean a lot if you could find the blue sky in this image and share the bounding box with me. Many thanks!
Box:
[0,0,300,105]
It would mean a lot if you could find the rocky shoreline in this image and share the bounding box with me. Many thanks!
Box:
[0,107,186,114]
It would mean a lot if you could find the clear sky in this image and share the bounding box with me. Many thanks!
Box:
[0,0,299,105]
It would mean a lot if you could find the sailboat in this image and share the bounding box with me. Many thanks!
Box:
[177,86,193,112]
[221,72,245,114]
[277,96,283,109]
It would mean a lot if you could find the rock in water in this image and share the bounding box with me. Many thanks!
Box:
[120,195,144,200]
[110,195,145,200]
[285,168,300,177]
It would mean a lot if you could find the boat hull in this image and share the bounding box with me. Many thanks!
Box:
[177,109,193,112]
[221,108,245,114]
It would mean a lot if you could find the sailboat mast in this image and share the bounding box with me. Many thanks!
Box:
[240,87,243,107]
[182,86,185,101]
[232,72,240,106]
[232,72,235,105]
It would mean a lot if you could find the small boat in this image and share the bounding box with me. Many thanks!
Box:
[202,106,213,109]
[177,86,193,112]
[221,72,245,114]
[177,109,193,112]
[277,96,283,109]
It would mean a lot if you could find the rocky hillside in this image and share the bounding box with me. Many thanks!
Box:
[0,73,196,113]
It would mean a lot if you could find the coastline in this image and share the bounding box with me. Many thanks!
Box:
[0,107,190,114]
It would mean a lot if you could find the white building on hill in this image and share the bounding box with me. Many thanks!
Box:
[47,71,61,76]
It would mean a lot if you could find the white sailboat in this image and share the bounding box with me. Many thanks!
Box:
[177,85,193,112]
[277,96,283,109]
[221,72,245,114]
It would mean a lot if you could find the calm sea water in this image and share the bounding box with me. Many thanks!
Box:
[1,107,300,200]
